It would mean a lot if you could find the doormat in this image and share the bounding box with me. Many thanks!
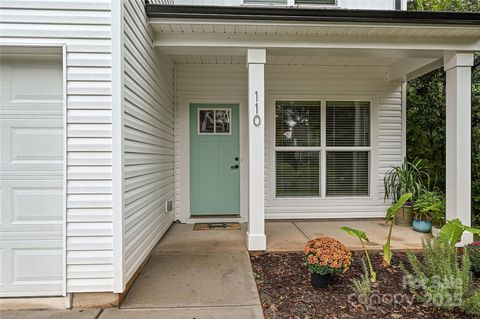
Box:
[193,222,241,230]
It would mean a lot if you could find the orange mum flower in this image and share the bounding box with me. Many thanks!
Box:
[304,237,352,276]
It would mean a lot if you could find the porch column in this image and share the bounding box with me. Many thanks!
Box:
[444,52,474,244]
[247,48,267,251]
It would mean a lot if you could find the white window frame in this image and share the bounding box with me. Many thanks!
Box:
[269,94,378,203]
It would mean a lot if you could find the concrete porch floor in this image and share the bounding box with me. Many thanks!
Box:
[267,219,431,251]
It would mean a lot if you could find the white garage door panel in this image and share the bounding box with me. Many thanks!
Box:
[1,119,63,171]
[0,56,64,297]
[1,180,63,229]
[0,241,63,297]
[0,59,62,112]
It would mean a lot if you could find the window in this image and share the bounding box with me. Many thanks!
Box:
[295,0,336,5]
[243,0,288,4]
[198,109,231,134]
[274,100,371,198]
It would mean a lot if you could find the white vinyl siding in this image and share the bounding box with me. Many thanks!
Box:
[0,0,114,293]
[122,0,175,284]
[175,64,403,219]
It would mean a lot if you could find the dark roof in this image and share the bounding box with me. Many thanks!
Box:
[146,5,480,25]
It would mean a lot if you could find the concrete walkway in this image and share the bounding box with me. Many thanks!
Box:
[114,223,263,318]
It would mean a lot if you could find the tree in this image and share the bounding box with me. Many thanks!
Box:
[406,0,480,226]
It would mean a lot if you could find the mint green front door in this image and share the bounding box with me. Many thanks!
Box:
[190,104,240,216]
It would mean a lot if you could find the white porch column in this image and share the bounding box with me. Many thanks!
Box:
[444,52,474,244]
[247,49,267,251]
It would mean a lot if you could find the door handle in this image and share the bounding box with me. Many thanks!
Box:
[230,165,239,169]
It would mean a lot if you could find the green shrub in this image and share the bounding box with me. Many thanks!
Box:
[401,237,472,310]
[462,290,480,316]
[466,242,480,274]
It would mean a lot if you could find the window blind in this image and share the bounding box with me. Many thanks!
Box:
[326,101,370,147]
[326,151,369,196]
[276,101,321,147]
[276,152,319,197]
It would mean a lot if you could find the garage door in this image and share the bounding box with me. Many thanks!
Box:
[0,56,64,297]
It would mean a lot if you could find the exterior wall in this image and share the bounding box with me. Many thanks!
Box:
[166,0,405,10]
[0,0,114,293]
[175,64,404,220]
[122,0,175,285]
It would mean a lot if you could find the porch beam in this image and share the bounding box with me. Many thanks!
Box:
[388,58,442,82]
[247,48,267,251]
[444,52,474,245]
[153,33,480,53]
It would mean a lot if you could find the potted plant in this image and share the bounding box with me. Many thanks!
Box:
[384,158,429,227]
[466,242,480,277]
[412,191,444,233]
[304,237,352,288]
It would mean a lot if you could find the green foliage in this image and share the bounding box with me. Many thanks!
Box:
[384,159,429,203]
[413,191,445,222]
[405,0,480,227]
[409,0,480,11]
[438,219,480,247]
[383,193,413,267]
[462,290,480,316]
[466,242,480,274]
[341,227,377,282]
[386,193,413,221]
[402,237,473,310]
[350,259,372,309]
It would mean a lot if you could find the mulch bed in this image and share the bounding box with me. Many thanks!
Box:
[250,251,480,319]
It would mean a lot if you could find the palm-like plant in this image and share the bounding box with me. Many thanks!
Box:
[384,158,429,203]
[383,193,413,267]
[341,226,377,283]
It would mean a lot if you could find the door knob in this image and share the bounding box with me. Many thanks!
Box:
[230,164,239,169]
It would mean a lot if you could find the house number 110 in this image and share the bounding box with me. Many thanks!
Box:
[253,91,261,126]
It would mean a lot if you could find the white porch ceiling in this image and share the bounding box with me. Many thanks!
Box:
[170,54,399,66]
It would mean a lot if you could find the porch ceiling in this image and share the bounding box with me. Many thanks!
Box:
[169,54,399,67]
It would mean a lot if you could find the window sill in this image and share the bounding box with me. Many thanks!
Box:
[273,196,374,201]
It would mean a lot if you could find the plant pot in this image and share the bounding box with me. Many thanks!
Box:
[310,273,332,288]
[394,206,413,227]
[412,219,432,233]
[431,226,441,238]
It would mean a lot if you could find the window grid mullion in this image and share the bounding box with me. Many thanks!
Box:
[320,100,327,198]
